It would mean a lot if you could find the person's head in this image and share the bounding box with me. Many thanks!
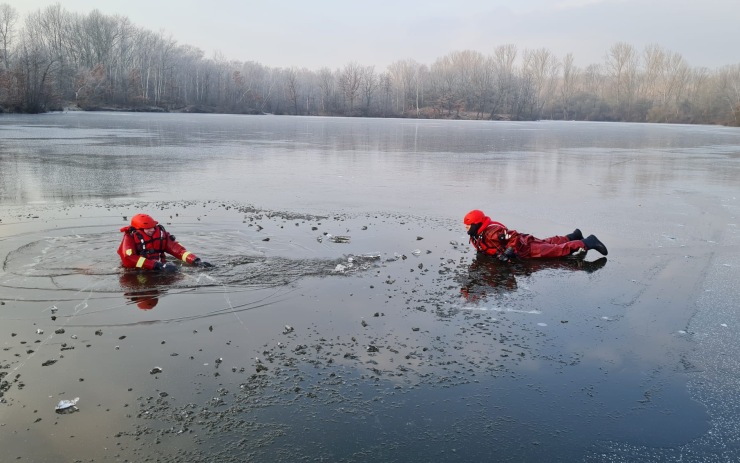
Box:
[464,209,487,235]
[131,213,158,236]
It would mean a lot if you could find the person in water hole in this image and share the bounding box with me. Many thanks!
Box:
[118,213,213,272]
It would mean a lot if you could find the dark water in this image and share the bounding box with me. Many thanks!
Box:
[1,113,739,462]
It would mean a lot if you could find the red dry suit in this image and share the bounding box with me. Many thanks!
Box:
[469,215,585,259]
[117,225,198,270]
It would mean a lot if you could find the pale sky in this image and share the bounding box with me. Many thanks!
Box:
[9,0,740,70]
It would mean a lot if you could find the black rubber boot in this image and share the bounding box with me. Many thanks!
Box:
[582,235,608,256]
[566,228,583,241]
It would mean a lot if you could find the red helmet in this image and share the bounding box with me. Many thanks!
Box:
[464,210,486,225]
[131,213,158,229]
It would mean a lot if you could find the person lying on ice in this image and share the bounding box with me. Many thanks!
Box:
[463,209,608,262]
[117,213,213,272]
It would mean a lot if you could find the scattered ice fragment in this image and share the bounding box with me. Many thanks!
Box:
[36,329,44,334]
[55,397,80,414]
[150,367,163,374]
[537,323,548,327]
[283,325,294,334]
[678,330,687,334]
[721,323,728,327]
[412,249,421,256]
[333,264,347,273]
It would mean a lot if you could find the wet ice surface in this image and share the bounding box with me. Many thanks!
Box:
[1,114,740,462]
[585,199,740,462]
[0,201,716,462]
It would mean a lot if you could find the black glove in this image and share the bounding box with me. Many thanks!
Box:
[160,262,178,273]
[497,247,515,262]
[193,258,214,268]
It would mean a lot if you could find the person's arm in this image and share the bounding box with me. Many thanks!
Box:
[164,232,198,264]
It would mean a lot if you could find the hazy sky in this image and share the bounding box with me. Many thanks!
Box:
[10,0,740,70]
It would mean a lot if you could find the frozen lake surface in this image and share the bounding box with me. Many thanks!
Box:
[1,113,739,462]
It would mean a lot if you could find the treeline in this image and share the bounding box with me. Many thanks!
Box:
[1,3,739,125]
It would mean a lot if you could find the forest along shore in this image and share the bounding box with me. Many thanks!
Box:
[1,4,739,124]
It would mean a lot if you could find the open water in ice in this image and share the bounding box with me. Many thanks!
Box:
[1,113,739,462]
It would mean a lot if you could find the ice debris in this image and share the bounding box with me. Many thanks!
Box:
[326,234,350,243]
[55,397,79,414]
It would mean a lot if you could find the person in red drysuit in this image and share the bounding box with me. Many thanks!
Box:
[463,209,608,261]
[117,213,213,272]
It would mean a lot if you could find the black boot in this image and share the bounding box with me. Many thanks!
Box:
[566,228,583,241]
[582,235,608,256]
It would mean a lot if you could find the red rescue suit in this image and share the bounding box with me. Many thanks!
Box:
[470,215,585,259]
[117,225,198,270]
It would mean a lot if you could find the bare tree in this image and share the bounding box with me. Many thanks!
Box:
[471,55,494,119]
[641,44,665,101]
[19,10,60,111]
[339,62,361,114]
[316,67,333,115]
[661,51,689,107]
[605,42,638,119]
[430,54,460,116]
[359,65,378,116]
[490,44,517,119]
[715,64,740,125]
[522,47,560,119]
[378,72,392,117]
[559,53,578,120]
[284,67,300,114]
[0,3,18,70]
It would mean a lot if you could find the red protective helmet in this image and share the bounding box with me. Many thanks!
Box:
[131,213,158,229]
[464,209,486,225]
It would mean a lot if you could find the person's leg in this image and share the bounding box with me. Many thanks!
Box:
[566,229,583,241]
[527,240,585,258]
[540,235,572,245]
